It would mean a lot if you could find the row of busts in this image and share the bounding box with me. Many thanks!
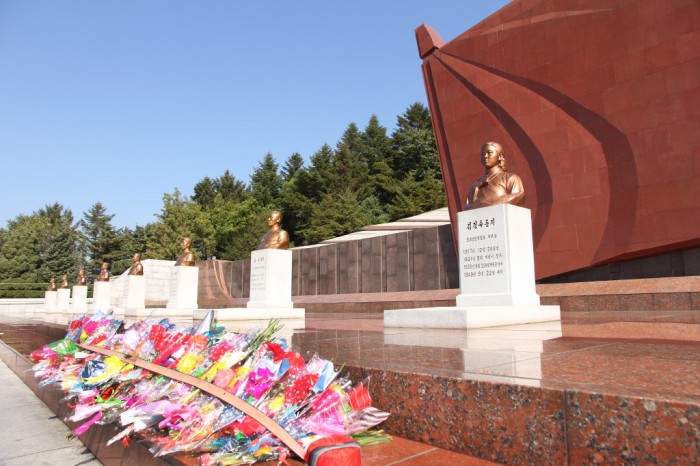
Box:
[46,271,87,291]
[45,210,292,291]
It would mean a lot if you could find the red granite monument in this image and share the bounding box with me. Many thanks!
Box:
[417,0,700,279]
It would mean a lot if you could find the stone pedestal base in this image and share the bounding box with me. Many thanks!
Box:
[72,285,88,312]
[455,204,541,306]
[92,281,112,312]
[44,291,57,313]
[124,275,146,311]
[57,288,71,311]
[384,305,560,329]
[247,249,294,309]
[385,205,560,329]
[167,266,199,310]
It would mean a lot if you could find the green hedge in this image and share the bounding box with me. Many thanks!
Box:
[0,283,92,299]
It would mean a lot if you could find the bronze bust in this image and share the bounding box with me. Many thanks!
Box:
[463,142,526,210]
[257,210,290,250]
[97,263,110,282]
[175,237,196,266]
[76,269,87,286]
[47,277,57,291]
[127,253,144,275]
[59,275,69,289]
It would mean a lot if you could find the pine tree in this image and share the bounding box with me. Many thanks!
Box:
[215,170,247,203]
[281,152,304,181]
[0,215,42,282]
[278,174,311,247]
[298,191,370,245]
[336,123,370,196]
[392,103,440,180]
[192,176,218,208]
[250,153,283,208]
[36,203,80,282]
[79,202,120,279]
[42,223,79,282]
[389,172,446,220]
[107,224,155,275]
[358,115,394,170]
[359,115,396,209]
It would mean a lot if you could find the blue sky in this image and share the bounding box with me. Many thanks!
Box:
[0,1,510,229]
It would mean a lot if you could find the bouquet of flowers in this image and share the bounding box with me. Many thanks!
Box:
[30,311,390,464]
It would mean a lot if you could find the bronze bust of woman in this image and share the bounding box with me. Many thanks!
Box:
[463,142,525,210]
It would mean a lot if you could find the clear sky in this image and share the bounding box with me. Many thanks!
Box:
[0,0,510,229]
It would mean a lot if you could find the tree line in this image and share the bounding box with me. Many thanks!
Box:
[0,103,445,285]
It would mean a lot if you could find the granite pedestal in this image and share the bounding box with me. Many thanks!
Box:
[92,281,111,312]
[385,205,559,328]
[217,249,304,325]
[44,290,57,314]
[57,288,71,312]
[72,285,88,312]
[123,275,146,318]
[166,266,199,311]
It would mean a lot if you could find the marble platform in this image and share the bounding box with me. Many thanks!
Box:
[1,307,698,464]
[0,316,497,466]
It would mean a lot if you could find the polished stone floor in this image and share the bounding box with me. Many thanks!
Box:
[294,312,700,404]
[1,309,699,464]
[0,313,504,465]
[3,310,699,407]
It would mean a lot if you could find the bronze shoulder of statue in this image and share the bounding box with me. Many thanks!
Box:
[175,252,196,266]
[128,253,144,275]
[97,263,111,281]
[175,237,196,266]
[463,142,526,211]
[257,211,290,250]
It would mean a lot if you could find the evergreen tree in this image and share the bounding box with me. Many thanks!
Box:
[358,115,394,170]
[110,224,154,275]
[392,102,440,180]
[79,202,120,280]
[298,144,336,201]
[0,215,42,282]
[389,172,446,220]
[281,152,304,181]
[250,153,283,208]
[359,115,396,208]
[297,191,370,245]
[395,102,433,132]
[193,171,248,208]
[337,122,364,155]
[215,170,247,203]
[192,176,218,208]
[278,173,311,247]
[335,123,370,196]
[36,203,80,282]
[359,195,390,226]
[42,222,79,282]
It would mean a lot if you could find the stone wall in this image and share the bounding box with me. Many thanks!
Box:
[197,224,459,308]
[111,259,175,308]
[417,0,700,279]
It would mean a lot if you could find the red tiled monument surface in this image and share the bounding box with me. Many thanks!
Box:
[418,0,700,279]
